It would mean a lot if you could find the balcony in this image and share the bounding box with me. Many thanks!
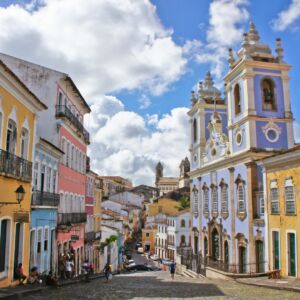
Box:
[55,105,90,144]
[85,231,95,242]
[31,190,60,207]
[58,212,87,226]
[0,149,32,182]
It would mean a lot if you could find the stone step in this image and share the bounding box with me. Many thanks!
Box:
[182,269,198,279]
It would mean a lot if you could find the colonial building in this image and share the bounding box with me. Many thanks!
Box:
[167,209,190,260]
[0,53,91,276]
[260,145,300,278]
[30,138,63,274]
[155,158,190,196]
[189,23,294,274]
[0,60,47,287]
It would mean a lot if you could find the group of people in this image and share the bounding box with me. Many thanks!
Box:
[16,264,42,285]
[58,251,76,279]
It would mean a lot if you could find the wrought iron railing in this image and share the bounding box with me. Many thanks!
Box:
[31,190,60,207]
[55,105,90,144]
[58,212,87,225]
[85,231,95,242]
[0,149,32,181]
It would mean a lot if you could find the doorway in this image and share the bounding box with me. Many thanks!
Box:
[211,228,219,261]
[238,246,246,273]
[194,235,198,254]
[272,231,280,270]
[224,241,229,266]
[255,240,264,273]
[204,236,208,257]
[287,233,296,277]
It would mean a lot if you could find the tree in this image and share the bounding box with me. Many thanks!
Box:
[177,196,190,211]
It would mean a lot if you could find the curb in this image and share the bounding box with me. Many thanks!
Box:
[236,279,300,293]
[0,273,109,300]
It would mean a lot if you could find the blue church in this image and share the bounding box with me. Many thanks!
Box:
[189,22,294,274]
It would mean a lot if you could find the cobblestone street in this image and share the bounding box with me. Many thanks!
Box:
[22,271,299,300]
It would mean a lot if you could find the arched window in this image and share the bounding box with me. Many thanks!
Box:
[211,186,218,213]
[180,235,186,246]
[203,186,209,214]
[261,78,276,111]
[285,178,295,214]
[221,184,228,213]
[234,84,241,115]
[6,119,17,154]
[180,219,185,228]
[20,128,29,159]
[237,184,245,213]
[193,119,197,143]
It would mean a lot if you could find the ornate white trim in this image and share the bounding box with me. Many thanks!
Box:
[262,121,281,143]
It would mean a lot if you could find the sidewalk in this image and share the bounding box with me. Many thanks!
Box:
[237,276,300,293]
[0,273,106,300]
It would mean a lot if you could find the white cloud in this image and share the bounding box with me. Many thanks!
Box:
[272,0,300,31]
[0,0,188,100]
[195,0,249,79]
[138,94,151,109]
[87,96,189,185]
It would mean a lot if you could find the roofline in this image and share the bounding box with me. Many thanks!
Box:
[0,60,47,110]
[64,76,91,113]
[40,138,64,155]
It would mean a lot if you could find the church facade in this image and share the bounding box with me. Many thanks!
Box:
[189,22,294,274]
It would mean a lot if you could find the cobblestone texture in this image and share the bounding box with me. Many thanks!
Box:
[23,271,299,300]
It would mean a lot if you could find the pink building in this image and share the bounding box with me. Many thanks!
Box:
[0,53,91,276]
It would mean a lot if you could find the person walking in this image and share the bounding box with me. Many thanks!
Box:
[65,258,73,279]
[170,260,176,280]
[103,263,112,283]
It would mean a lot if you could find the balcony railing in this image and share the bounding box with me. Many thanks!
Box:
[55,105,90,144]
[0,149,32,182]
[31,190,60,207]
[58,212,87,226]
[85,231,95,242]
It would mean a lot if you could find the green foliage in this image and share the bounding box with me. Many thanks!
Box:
[177,196,190,211]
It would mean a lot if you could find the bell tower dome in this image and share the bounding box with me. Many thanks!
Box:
[225,22,294,155]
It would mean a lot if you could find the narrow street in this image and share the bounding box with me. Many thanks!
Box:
[22,270,299,300]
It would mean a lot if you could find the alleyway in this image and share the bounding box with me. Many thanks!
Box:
[22,271,299,300]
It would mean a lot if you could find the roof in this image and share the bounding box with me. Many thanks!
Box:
[64,75,91,113]
[40,138,64,155]
[0,60,47,110]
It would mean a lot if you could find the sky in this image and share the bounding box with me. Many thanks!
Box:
[0,0,299,185]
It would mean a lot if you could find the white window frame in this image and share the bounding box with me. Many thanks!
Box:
[285,178,295,215]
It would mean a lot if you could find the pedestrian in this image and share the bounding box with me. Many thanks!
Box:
[81,259,90,282]
[28,267,42,284]
[65,258,74,279]
[103,263,112,283]
[170,260,176,280]
[16,263,27,285]
[58,254,66,279]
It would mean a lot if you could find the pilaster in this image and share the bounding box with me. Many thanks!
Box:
[228,167,236,270]
[245,161,255,272]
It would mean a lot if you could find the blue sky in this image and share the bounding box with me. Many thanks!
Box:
[0,0,299,184]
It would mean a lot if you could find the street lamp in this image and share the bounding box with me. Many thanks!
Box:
[15,185,25,204]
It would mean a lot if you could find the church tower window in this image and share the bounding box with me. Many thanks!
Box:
[211,185,218,216]
[261,78,276,111]
[203,184,209,218]
[234,84,241,115]
[237,184,245,212]
[193,119,197,143]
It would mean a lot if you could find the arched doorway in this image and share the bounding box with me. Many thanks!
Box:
[238,246,246,273]
[204,236,208,257]
[211,228,219,261]
[224,241,229,266]
[256,240,264,273]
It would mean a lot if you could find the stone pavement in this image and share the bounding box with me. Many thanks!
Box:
[14,270,300,300]
[237,276,300,293]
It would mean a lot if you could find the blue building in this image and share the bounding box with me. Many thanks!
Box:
[30,138,63,274]
[189,22,294,274]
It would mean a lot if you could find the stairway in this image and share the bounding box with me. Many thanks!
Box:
[181,268,205,279]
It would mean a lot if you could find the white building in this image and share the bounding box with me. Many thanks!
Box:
[155,221,168,259]
[167,210,191,260]
[109,191,143,209]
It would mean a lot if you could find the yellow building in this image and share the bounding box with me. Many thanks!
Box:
[142,224,157,254]
[0,60,47,287]
[262,145,300,278]
[93,176,103,273]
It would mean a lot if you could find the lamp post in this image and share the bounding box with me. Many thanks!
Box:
[0,185,26,204]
